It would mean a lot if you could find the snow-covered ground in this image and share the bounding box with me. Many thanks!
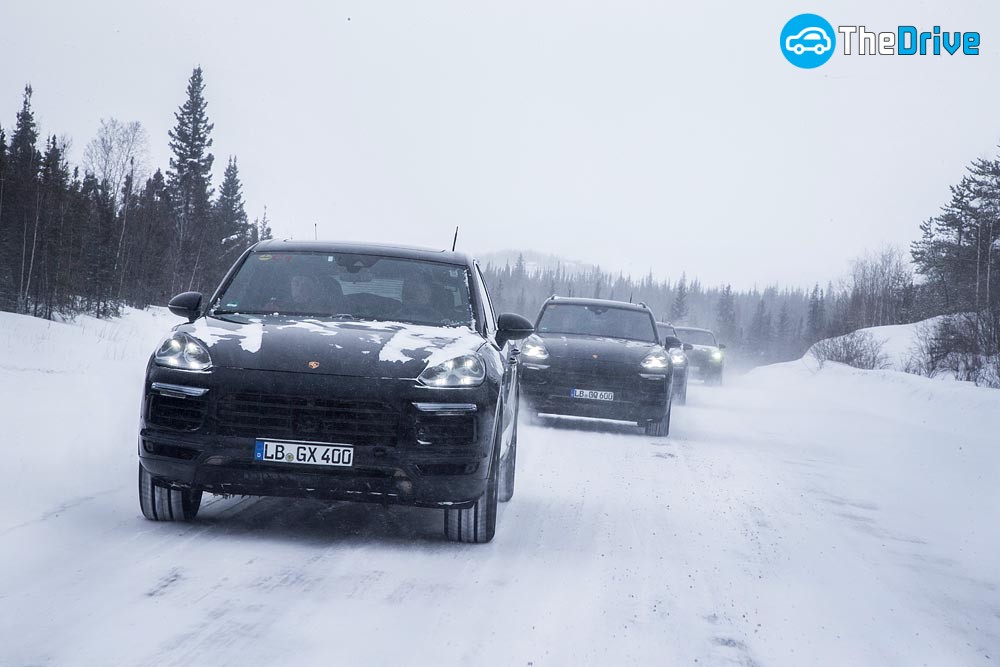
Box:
[1,311,997,666]
[851,316,943,372]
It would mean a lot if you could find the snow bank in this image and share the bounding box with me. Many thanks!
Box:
[0,307,175,527]
[854,317,944,372]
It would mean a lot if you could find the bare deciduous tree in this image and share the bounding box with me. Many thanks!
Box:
[849,245,912,329]
[83,118,148,208]
[811,330,889,370]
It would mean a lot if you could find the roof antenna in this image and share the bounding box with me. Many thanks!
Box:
[314,222,318,240]
[629,290,634,303]
[451,226,459,252]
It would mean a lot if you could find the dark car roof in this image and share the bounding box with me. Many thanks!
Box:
[542,296,653,313]
[674,326,715,334]
[252,239,475,268]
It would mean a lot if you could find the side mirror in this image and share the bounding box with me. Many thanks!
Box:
[662,335,682,349]
[496,312,534,348]
[682,342,694,351]
[168,291,203,322]
[718,343,727,350]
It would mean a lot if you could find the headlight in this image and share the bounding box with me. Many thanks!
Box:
[669,352,686,365]
[640,348,670,371]
[418,354,486,387]
[711,349,724,362]
[154,332,212,371]
[521,335,549,360]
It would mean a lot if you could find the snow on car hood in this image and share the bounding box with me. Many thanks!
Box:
[178,315,484,379]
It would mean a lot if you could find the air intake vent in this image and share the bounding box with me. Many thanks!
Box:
[147,394,208,431]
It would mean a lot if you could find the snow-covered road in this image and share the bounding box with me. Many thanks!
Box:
[1,310,997,666]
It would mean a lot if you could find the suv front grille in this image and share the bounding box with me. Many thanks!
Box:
[216,393,400,445]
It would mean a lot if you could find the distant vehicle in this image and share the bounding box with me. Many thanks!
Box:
[675,326,725,385]
[138,240,534,543]
[656,321,693,405]
[785,27,832,55]
[520,297,674,436]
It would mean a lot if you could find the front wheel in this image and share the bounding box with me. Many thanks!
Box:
[138,463,202,521]
[644,392,673,438]
[444,423,501,543]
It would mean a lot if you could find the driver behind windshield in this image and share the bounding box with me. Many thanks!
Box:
[267,273,343,315]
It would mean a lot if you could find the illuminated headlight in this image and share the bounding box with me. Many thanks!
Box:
[640,348,670,371]
[710,349,724,362]
[669,352,686,365]
[419,354,486,387]
[521,335,549,360]
[154,332,212,371]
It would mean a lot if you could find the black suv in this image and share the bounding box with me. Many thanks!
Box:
[675,326,726,384]
[656,322,693,405]
[138,241,533,543]
[520,297,674,436]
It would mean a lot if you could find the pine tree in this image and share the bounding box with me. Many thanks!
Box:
[670,273,689,322]
[0,125,8,307]
[6,86,41,312]
[747,299,773,359]
[167,67,215,293]
[806,284,826,343]
[514,253,526,279]
[126,170,175,305]
[214,156,251,272]
[714,283,737,343]
[775,301,792,359]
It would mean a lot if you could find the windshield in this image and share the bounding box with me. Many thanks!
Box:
[676,328,718,346]
[656,323,676,340]
[537,304,657,342]
[212,251,475,327]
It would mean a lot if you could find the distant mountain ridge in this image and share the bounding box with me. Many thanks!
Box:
[476,249,598,277]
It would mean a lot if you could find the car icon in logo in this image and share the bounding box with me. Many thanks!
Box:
[785,27,832,55]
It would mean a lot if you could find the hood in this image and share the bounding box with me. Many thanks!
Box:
[175,315,485,379]
[537,333,658,366]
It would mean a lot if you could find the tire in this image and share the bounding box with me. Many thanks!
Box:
[138,463,202,522]
[675,375,688,405]
[444,418,501,543]
[644,392,673,438]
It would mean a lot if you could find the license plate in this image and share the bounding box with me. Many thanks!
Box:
[571,388,614,401]
[254,439,354,467]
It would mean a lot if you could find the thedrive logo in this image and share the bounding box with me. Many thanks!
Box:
[780,13,982,69]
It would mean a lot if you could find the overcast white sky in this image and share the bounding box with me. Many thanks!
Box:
[3,0,999,289]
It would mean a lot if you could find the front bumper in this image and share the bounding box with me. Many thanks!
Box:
[138,365,500,508]
[689,359,724,377]
[520,362,669,423]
